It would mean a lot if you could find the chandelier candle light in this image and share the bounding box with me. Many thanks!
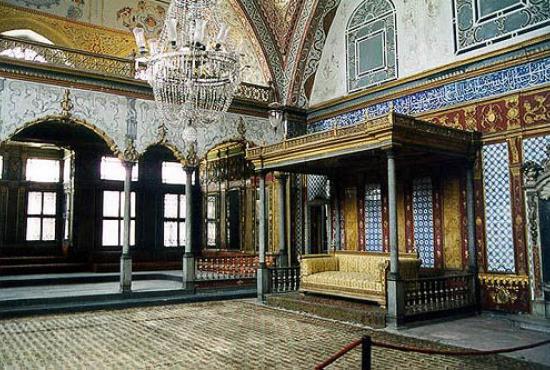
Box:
[133,0,243,140]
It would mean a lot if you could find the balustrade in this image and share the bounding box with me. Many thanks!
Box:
[403,273,474,316]
[195,255,275,281]
[0,35,271,104]
[269,266,300,293]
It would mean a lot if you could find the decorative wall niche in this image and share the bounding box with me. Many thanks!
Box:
[453,0,550,54]
[346,0,397,92]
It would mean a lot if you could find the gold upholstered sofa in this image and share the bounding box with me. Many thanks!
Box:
[299,251,421,307]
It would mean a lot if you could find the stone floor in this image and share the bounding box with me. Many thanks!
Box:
[0,300,546,369]
[391,314,550,366]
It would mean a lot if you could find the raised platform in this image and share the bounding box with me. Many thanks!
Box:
[266,292,386,328]
[0,270,256,318]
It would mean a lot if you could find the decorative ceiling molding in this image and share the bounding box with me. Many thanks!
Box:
[286,0,341,108]
[256,0,306,59]
[236,0,286,97]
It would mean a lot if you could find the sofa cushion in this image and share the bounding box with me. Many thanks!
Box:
[302,271,383,292]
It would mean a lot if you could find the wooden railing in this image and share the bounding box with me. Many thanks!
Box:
[403,273,475,316]
[269,266,300,293]
[195,255,276,281]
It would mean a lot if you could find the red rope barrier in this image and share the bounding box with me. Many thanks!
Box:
[315,337,550,369]
[314,338,362,370]
[372,338,550,356]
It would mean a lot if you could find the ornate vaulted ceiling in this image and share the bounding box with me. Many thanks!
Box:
[0,0,340,108]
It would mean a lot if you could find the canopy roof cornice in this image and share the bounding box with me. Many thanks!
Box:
[246,112,481,174]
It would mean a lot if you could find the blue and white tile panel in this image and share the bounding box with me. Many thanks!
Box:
[524,135,550,165]
[309,57,550,133]
[364,183,383,252]
[482,142,516,273]
[412,177,435,268]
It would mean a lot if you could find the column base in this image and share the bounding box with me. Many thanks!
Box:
[531,298,549,319]
[257,265,269,302]
[119,254,132,294]
[277,252,288,268]
[182,253,195,290]
[385,278,405,328]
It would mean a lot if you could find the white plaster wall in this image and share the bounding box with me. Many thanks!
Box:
[310,0,550,107]
[0,77,282,160]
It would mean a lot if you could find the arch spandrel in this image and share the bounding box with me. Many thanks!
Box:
[0,77,284,165]
[0,79,126,153]
[6,115,122,156]
[195,113,283,160]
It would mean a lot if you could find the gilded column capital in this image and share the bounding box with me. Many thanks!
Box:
[183,141,198,169]
[122,138,139,163]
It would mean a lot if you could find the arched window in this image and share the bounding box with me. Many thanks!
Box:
[346,0,397,92]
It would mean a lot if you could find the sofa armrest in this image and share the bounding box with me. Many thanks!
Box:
[377,260,390,288]
[300,256,338,278]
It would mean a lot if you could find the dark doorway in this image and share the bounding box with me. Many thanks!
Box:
[227,189,241,250]
[309,204,327,254]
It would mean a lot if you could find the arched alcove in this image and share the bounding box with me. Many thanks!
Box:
[0,117,120,268]
[200,141,256,253]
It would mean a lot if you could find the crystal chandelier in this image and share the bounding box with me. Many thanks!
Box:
[133,0,242,133]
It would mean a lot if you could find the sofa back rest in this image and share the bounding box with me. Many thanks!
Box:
[300,256,338,276]
[335,252,389,280]
[335,251,421,279]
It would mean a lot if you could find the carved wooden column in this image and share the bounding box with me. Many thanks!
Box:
[120,160,133,293]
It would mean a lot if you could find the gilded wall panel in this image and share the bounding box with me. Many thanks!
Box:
[344,187,358,251]
[433,177,444,269]
[272,180,280,253]
[0,2,271,84]
[244,188,255,253]
[443,176,462,270]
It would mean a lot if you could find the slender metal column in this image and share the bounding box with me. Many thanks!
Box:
[182,166,195,289]
[387,150,399,278]
[276,172,287,267]
[386,149,403,326]
[257,172,268,301]
[466,165,477,273]
[120,161,133,293]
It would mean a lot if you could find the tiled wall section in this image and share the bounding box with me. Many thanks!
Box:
[307,175,329,201]
[482,142,516,273]
[309,57,550,133]
[364,183,383,252]
[293,174,304,254]
[524,135,550,164]
[412,177,435,268]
